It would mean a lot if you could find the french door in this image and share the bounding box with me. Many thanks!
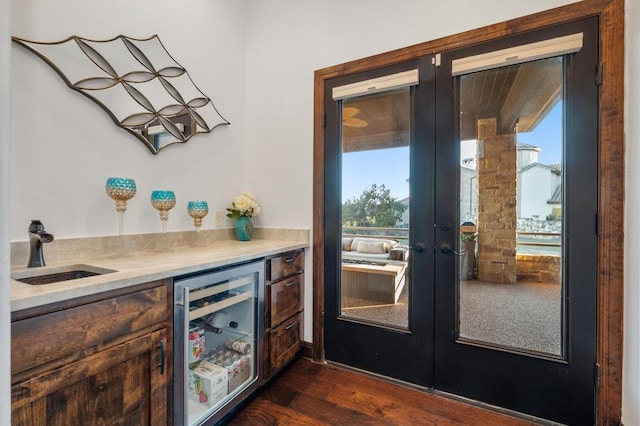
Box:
[323,17,599,425]
[323,57,436,386]
[434,18,598,425]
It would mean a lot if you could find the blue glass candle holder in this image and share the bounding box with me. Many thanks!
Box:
[105,177,136,256]
[151,190,176,252]
[106,178,136,207]
[187,201,209,247]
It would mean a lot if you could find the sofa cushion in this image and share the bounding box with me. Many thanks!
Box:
[349,237,397,253]
[356,240,387,254]
[343,252,390,261]
[342,238,354,251]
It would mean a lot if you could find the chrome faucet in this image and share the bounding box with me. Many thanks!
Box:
[28,220,54,268]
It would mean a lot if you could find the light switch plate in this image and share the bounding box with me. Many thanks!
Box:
[215,210,223,227]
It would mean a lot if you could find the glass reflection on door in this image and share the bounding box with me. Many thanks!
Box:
[457,56,564,356]
[339,88,411,329]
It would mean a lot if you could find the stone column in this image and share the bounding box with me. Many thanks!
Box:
[476,118,517,284]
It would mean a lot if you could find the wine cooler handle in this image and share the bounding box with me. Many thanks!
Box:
[182,286,191,426]
[158,340,166,375]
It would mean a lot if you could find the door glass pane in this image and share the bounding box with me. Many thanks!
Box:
[457,56,563,356]
[340,88,411,329]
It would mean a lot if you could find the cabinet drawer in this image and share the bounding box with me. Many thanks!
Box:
[268,312,302,373]
[267,273,303,327]
[12,285,168,379]
[266,250,304,282]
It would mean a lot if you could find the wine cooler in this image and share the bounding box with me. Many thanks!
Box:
[173,260,264,426]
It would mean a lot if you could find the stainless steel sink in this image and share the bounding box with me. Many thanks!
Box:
[11,264,117,285]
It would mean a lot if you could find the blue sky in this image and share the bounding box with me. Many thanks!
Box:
[342,147,410,202]
[516,101,563,165]
[342,102,563,202]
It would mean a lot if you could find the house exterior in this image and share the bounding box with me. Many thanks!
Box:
[518,162,562,219]
[461,142,562,222]
[460,166,477,223]
[398,196,410,227]
[516,143,562,220]
[1,0,638,423]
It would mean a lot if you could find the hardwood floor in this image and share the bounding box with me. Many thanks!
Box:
[226,358,540,425]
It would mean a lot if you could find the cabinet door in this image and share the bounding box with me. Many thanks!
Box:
[267,312,302,374]
[267,273,304,328]
[12,329,168,426]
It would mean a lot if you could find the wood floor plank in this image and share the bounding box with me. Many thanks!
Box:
[326,385,445,425]
[226,358,542,425]
[320,368,535,426]
[226,398,326,426]
[289,390,394,425]
[271,362,336,401]
[261,382,301,407]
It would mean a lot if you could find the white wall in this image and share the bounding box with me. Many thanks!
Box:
[10,0,249,241]
[1,0,12,422]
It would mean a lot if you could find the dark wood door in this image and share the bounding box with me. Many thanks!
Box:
[323,57,436,386]
[12,329,168,425]
[433,18,599,425]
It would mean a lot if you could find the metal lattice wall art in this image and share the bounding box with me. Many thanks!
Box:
[12,35,230,154]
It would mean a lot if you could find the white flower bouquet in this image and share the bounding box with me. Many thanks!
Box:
[226,191,260,219]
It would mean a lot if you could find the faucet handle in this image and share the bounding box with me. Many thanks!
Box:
[29,219,45,233]
[30,219,54,242]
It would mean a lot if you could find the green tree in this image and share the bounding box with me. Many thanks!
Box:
[342,184,406,227]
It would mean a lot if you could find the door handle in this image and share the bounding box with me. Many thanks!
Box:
[409,242,426,252]
[440,243,462,256]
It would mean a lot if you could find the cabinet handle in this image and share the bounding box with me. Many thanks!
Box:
[285,320,298,331]
[158,340,166,375]
[285,280,298,288]
[284,257,295,264]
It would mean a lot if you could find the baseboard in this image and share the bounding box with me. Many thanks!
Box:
[300,341,313,359]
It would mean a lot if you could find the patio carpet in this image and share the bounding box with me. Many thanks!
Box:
[341,279,561,355]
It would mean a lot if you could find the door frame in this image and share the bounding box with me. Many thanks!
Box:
[312,0,624,423]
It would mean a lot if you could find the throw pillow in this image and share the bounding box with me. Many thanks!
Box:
[356,241,387,254]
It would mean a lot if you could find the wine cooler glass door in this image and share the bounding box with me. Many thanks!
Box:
[174,260,264,426]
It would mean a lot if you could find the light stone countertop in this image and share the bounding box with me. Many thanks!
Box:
[10,238,308,312]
